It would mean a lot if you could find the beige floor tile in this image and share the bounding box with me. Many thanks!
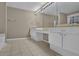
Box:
[0,38,61,56]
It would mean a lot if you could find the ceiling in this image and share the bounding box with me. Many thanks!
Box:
[43,2,79,15]
[6,2,46,11]
[7,2,79,15]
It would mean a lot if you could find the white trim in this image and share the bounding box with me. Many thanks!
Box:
[7,38,27,40]
[50,44,79,56]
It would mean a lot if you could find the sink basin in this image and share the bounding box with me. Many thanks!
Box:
[35,28,43,30]
[35,28,50,31]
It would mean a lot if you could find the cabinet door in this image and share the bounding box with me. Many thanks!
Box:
[63,33,79,54]
[49,32,63,48]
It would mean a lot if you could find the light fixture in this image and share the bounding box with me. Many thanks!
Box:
[34,2,54,15]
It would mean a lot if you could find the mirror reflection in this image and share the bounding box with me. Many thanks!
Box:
[42,2,79,26]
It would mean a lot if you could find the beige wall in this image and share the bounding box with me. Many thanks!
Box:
[0,2,6,33]
[7,7,35,38]
[42,14,55,27]
[58,13,67,24]
[7,7,55,38]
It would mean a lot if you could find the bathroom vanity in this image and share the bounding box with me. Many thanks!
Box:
[30,27,50,42]
[49,26,79,56]
[30,26,79,56]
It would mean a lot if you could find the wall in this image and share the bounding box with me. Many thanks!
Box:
[7,7,35,38]
[58,13,67,24]
[42,14,55,27]
[0,2,6,33]
[7,7,55,38]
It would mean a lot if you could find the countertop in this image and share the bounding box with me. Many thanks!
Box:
[55,24,79,27]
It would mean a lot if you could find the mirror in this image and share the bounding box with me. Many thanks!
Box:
[42,2,79,26]
[57,2,79,25]
[42,2,58,27]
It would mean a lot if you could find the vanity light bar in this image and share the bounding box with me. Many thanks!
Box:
[34,2,54,14]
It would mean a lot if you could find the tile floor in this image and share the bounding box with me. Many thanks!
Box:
[0,38,61,56]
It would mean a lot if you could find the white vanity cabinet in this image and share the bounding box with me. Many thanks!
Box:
[49,27,79,55]
[49,29,63,48]
[30,28,43,41]
[63,28,79,55]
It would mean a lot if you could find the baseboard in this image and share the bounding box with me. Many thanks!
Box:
[7,37,27,41]
[50,44,79,56]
